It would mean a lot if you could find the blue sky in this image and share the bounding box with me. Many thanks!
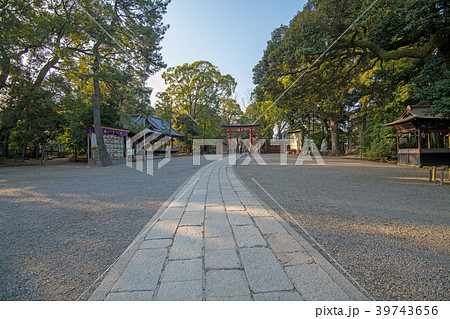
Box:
[149,0,307,109]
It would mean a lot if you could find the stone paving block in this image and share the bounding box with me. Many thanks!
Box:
[176,191,193,200]
[191,189,207,196]
[205,269,251,300]
[156,280,203,301]
[205,205,227,219]
[245,205,272,217]
[111,248,167,292]
[220,187,235,193]
[105,291,153,301]
[237,195,258,204]
[277,251,314,267]
[207,295,252,301]
[266,233,305,253]
[239,247,294,293]
[169,200,187,208]
[227,210,254,226]
[145,219,179,240]
[233,187,248,194]
[233,225,266,248]
[204,217,233,238]
[169,226,203,260]
[205,249,241,270]
[285,264,350,301]
[180,210,204,226]
[189,195,206,203]
[175,195,191,203]
[241,200,264,208]
[220,191,234,197]
[230,180,244,187]
[230,186,245,193]
[206,199,223,207]
[225,203,246,211]
[204,236,236,251]
[162,258,203,282]
[185,201,205,212]
[220,190,239,200]
[175,185,193,195]
[221,191,239,199]
[159,207,185,220]
[253,217,288,235]
[222,196,240,203]
[139,238,172,250]
[253,291,303,301]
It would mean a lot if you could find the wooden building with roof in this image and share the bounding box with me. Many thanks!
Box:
[384,105,450,166]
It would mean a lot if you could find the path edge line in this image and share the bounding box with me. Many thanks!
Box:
[88,162,214,301]
[231,164,370,301]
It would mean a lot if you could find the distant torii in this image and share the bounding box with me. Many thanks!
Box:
[221,124,260,146]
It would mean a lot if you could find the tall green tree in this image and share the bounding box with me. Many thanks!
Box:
[157,61,237,150]
[0,0,89,159]
[253,0,449,157]
[220,98,243,125]
[77,0,169,166]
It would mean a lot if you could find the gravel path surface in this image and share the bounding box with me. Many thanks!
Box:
[0,156,206,300]
[234,155,450,301]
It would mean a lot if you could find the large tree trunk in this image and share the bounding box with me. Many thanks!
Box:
[2,137,8,158]
[329,117,341,156]
[41,142,46,165]
[92,41,112,167]
[21,139,27,163]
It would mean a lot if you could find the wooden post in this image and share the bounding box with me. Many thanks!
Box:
[417,128,421,166]
[429,169,433,182]
[228,129,232,154]
[87,134,90,162]
[417,128,421,151]
[396,131,399,153]
[427,133,431,149]
[439,172,444,185]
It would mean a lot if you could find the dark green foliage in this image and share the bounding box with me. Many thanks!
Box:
[156,61,239,150]
[253,0,450,159]
[0,0,169,161]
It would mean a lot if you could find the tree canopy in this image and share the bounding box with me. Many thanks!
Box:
[0,0,169,163]
[252,0,449,157]
[156,61,241,151]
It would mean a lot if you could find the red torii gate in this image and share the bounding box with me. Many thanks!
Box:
[221,124,260,146]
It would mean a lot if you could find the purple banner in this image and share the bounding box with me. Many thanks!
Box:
[87,126,129,137]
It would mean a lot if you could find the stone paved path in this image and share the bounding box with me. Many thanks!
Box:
[89,157,368,301]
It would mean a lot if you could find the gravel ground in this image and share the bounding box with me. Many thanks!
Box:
[0,156,207,300]
[234,154,450,301]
